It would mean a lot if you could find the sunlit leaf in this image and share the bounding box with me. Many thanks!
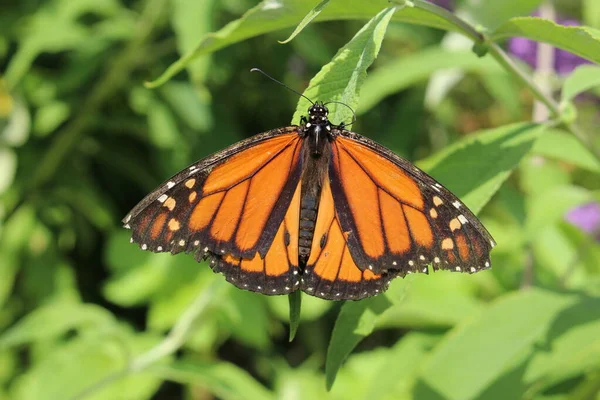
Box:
[524,296,600,395]
[561,65,600,103]
[491,17,600,65]
[0,148,16,195]
[460,0,543,31]
[532,129,600,173]
[417,289,577,400]
[375,272,484,330]
[154,361,274,400]
[584,0,600,29]
[171,0,215,83]
[333,333,439,400]
[147,0,473,88]
[279,0,330,44]
[0,302,115,350]
[525,185,593,239]
[11,329,164,400]
[419,123,546,214]
[358,47,502,113]
[292,6,398,124]
[325,294,394,390]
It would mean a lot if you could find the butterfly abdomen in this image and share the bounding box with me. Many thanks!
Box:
[299,194,319,265]
[298,133,331,268]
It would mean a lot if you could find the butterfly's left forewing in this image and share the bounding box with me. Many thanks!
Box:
[328,130,495,277]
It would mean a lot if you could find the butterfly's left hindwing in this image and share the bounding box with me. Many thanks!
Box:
[124,127,303,264]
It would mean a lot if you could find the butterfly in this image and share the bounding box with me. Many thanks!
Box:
[123,101,496,300]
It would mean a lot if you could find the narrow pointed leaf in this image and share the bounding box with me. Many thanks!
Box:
[292,6,398,125]
[279,0,330,44]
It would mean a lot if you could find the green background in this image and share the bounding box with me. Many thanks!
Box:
[1,0,600,399]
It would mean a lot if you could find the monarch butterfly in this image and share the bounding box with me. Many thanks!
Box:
[123,96,495,301]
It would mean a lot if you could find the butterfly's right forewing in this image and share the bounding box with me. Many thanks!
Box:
[124,127,304,263]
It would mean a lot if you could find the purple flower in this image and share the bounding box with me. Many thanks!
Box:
[508,17,591,75]
[565,202,600,242]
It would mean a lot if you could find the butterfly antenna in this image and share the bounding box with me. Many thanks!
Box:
[324,101,357,127]
[250,68,314,105]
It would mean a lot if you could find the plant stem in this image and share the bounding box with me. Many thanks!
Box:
[406,0,600,161]
[532,3,556,123]
[487,42,561,116]
[410,0,483,42]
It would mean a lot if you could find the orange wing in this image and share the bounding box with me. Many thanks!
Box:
[211,182,302,295]
[327,133,495,277]
[302,178,399,299]
[124,127,303,262]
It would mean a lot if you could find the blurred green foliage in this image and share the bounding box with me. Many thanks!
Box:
[1,0,600,399]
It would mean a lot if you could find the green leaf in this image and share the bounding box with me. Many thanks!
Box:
[147,266,217,331]
[325,294,394,390]
[146,0,469,88]
[218,290,270,350]
[32,101,70,137]
[479,71,523,119]
[460,0,543,31]
[491,295,600,398]
[532,129,600,173]
[4,0,123,87]
[0,206,37,309]
[561,65,600,103]
[11,330,164,400]
[418,123,546,214]
[417,289,577,400]
[0,148,17,195]
[273,365,330,399]
[525,185,593,239]
[268,293,332,322]
[491,17,600,65]
[531,225,577,285]
[288,291,302,341]
[358,47,502,113]
[519,154,570,195]
[154,361,274,400]
[292,6,398,125]
[0,302,115,350]
[337,333,440,400]
[1,95,31,147]
[326,273,487,392]
[171,0,215,83]
[160,82,212,131]
[147,99,181,149]
[279,0,330,44]
[374,272,484,330]
[583,0,600,29]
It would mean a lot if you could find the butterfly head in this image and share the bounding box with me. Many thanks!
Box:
[303,102,332,157]
[307,102,330,124]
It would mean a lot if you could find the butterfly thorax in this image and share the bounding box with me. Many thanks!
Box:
[301,102,333,158]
